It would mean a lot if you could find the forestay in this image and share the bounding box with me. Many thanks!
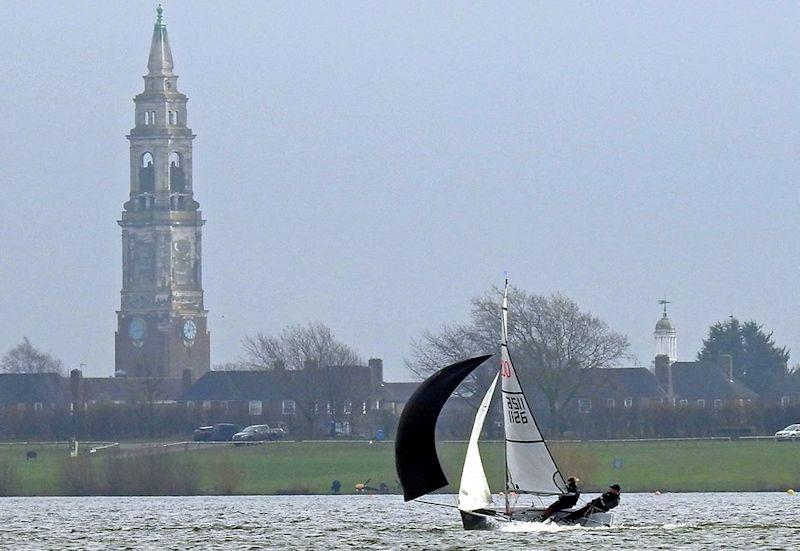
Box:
[458,373,499,512]
[500,281,567,495]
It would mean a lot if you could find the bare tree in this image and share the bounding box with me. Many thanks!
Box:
[242,322,362,370]
[1,337,64,375]
[406,286,630,427]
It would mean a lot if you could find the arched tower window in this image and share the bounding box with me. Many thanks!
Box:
[143,112,150,125]
[168,111,177,125]
[169,152,186,194]
[139,152,155,194]
[150,111,157,125]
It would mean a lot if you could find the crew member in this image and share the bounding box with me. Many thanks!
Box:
[567,484,621,521]
[541,476,580,521]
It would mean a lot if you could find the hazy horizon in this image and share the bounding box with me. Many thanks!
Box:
[1,1,798,380]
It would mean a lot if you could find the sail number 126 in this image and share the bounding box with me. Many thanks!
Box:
[505,396,529,424]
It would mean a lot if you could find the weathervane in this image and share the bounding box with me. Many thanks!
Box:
[658,297,671,316]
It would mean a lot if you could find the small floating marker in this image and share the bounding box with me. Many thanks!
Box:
[787,489,795,495]
[653,490,661,495]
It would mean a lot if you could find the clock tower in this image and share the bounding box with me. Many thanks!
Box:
[115,5,210,379]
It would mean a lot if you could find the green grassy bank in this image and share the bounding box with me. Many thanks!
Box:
[1,439,800,495]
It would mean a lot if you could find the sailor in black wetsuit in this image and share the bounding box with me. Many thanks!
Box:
[541,476,580,521]
[567,484,621,521]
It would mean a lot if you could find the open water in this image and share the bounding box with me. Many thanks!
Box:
[0,493,798,550]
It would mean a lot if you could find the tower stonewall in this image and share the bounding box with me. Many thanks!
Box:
[115,6,210,379]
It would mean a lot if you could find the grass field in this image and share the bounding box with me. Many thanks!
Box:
[1,439,800,495]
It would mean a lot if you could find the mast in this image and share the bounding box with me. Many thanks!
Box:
[501,278,510,514]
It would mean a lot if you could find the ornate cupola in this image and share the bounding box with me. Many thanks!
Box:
[115,5,210,379]
[654,299,677,363]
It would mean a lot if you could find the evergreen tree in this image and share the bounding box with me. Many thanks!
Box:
[697,317,789,395]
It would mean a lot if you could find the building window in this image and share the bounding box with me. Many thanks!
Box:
[623,398,633,409]
[714,399,723,410]
[782,396,791,408]
[168,110,177,125]
[605,398,615,408]
[578,399,591,414]
[314,402,320,415]
[374,399,381,410]
[362,401,368,415]
[326,401,333,415]
[678,399,688,407]
[34,402,43,411]
[697,399,706,408]
[248,400,262,416]
[344,400,352,415]
[282,400,296,416]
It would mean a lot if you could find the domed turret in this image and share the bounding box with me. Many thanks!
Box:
[655,315,674,332]
[654,300,677,363]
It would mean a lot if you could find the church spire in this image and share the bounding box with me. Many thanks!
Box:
[147,4,174,76]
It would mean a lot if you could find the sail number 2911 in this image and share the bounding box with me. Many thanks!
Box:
[505,396,529,424]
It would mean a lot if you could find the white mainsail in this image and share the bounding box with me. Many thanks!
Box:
[457,373,499,512]
[500,280,567,495]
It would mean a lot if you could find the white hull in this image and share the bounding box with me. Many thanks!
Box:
[460,506,615,530]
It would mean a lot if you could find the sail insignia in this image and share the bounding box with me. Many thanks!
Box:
[395,354,493,502]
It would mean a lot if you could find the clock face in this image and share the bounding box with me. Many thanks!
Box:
[182,319,197,341]
[128,317,147,341]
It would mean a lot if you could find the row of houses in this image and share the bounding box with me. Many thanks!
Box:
[0,353,788,437]
[569,356,763,416]
[0,359,419,438]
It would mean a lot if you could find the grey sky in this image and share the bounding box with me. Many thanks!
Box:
[1,1,798,380]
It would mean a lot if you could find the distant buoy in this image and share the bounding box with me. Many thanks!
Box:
[654,490,661,495]
[787,489,795,495]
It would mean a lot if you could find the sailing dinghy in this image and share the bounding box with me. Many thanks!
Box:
[395,280,615,530]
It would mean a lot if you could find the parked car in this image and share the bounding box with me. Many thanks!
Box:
[775,424,800,441]
[232,424,286,443]
[193,423,241,442]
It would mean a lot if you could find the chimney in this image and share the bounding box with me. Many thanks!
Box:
[720,354,733,381]
[69,368,82,407]
[368,358,384,388]
[181,368,193,393]
[654,354,672,397]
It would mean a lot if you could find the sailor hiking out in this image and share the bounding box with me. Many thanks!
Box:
[567,484,621,521]
[541,476,580,521]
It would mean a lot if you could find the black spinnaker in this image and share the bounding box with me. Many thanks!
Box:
[395,354,493,501]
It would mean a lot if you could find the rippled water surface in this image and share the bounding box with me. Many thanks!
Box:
[1,493,798,549]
